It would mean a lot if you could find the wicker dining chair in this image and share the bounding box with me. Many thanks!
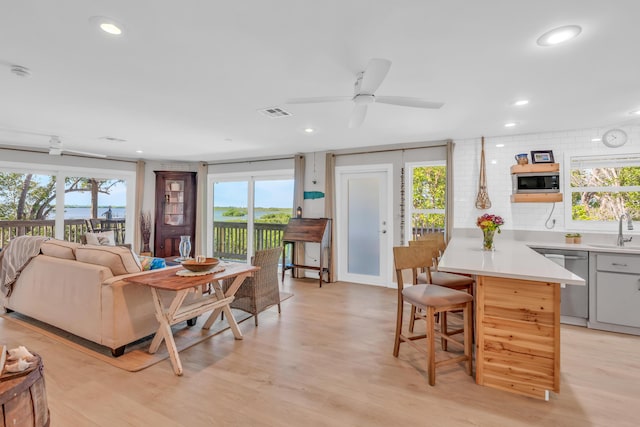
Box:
[223,247,283,326]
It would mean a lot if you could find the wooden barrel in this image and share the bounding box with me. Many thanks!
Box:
[0,354,50,427]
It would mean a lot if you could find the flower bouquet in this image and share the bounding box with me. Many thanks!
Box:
[477,213,504,251]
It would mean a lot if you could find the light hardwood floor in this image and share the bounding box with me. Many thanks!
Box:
[1,277,639,427]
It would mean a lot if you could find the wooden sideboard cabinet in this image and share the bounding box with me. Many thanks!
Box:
[154,171,197,258]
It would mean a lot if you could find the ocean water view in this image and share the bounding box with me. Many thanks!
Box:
[49,207,127,220]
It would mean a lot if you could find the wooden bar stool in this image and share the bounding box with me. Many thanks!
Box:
[408,239,474,349]
[393,245,473,386]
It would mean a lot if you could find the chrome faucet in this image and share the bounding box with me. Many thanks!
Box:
[617,213,634,246]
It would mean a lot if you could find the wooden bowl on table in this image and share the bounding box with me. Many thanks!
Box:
[181,258,220,272]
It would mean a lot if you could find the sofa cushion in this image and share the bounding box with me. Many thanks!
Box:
[84,231,116,246]
[40,239,80,260]
[76,245,142,276]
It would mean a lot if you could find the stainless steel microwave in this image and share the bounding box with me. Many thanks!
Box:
[512,172,560,193]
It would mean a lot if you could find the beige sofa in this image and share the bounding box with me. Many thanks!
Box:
[3,239,180,356]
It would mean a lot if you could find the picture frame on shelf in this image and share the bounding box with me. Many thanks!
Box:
[530,150,554,164]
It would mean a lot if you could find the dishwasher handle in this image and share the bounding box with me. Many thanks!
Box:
[563,255,588,260]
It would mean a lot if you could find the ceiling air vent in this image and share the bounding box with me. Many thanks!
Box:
[99,136,127,143]
[258,107,292,118]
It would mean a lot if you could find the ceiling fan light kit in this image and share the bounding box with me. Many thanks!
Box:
[287,58,443,128]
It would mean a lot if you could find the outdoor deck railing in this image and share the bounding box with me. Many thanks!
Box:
[0,219,88,248]
[213,222,287,260]
[2,219,444,258]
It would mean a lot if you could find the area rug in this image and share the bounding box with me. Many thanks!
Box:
[1,292,293,372]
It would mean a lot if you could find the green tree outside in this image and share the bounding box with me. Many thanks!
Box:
[570,166,640,221]
[412,165,446,230]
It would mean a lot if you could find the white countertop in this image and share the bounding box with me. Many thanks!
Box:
[438,237,586,285]
[525,240,640,254]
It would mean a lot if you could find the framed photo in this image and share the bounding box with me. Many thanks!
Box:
[530,150,554,164]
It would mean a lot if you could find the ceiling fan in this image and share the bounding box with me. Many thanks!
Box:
[0,127,108,158]
[286,58,444,128]
[48,136,107,158]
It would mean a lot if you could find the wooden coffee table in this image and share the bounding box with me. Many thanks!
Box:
[123,262,259,375]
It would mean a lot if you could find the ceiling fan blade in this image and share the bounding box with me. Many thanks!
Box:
[375,96,444,109]
[285,96,351,104]
[63,149,108,158]
[349,104,368,128]
[359,58,392,94]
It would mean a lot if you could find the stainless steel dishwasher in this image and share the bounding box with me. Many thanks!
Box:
[531,247,589,326]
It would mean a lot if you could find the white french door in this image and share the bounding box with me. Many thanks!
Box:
[335,165,392,286]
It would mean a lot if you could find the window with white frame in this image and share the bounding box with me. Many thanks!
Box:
[0,162,134,248]
[567,154,640,229]
[405,161,446,242]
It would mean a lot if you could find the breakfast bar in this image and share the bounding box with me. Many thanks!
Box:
[438,237,585,400]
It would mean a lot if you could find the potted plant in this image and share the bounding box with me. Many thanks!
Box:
[565,233,582,244]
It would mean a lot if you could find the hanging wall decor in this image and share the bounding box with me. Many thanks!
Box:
[475,136,492,209]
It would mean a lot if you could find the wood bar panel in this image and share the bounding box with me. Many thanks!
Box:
[476,275,561,400]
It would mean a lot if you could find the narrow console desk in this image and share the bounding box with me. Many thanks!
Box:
[281,218,331,287]
[438,237,584,400]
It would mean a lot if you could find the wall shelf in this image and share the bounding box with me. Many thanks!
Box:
[510,163,560,174]
[511,162,562,203]
[511,193,563,203]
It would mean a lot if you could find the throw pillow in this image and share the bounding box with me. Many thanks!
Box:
[84,231,116,246]
[138,256,167,271]
[40,239,81,260]
[76,246,142,276]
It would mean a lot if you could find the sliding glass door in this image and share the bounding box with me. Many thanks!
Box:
[210,172,293,262]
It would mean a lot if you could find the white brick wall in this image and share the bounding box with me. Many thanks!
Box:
[453,125,640,232]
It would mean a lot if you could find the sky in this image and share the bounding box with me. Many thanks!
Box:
[214,179,293,208]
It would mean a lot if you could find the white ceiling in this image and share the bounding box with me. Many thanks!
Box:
[1,1,639,162]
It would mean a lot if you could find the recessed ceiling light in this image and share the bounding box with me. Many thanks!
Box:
[537,25,581,46]
[490,160,497,165]
[504,122,517,128]
[591,138,601,142]
[513,99,529,107]
[630,109,640,116]
[100,23,121,35]
[90,16,124,36]
[304,128,315,133]
[135,150,143,154]
[496,144,505,148]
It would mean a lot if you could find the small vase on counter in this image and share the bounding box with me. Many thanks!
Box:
[477,213,503,252]
[482,228,495,251]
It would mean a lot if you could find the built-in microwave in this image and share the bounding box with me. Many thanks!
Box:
[512,172,560,193]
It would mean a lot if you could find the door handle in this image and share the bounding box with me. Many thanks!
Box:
[381,230,387,234]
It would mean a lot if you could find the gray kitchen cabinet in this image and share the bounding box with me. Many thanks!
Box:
[588,252,640,335]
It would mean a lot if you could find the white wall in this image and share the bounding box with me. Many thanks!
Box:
[453,125,640,234]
